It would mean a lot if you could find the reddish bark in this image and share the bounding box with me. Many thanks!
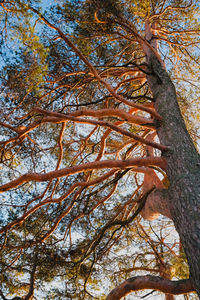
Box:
[0,157,166,193]
[106,276,194,300]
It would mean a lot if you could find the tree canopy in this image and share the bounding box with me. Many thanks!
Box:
[0,0,199,299]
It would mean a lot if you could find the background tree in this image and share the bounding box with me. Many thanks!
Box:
[0,0,199,299]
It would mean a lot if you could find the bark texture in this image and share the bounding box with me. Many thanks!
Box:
[140,188,171,220]
[146,52,200,295]
[106,276,194,300]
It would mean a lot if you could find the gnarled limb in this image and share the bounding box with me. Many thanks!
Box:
[140,132,170,219]
[141,185,171,220]
[106,276,194,300]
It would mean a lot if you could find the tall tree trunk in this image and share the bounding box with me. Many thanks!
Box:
[146,51,200,296]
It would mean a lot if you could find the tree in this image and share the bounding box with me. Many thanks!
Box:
[0,0,199,299]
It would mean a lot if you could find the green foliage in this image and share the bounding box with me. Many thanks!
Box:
[170,249,189,279]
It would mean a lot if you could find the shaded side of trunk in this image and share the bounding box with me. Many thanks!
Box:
[147,54,200,296]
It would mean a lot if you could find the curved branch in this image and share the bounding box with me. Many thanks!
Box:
[106,276,194,300]
[34,108,167,150]
[0,170,117,234]
[27,5,164,118]
[0,157,166,193]
[1,112,165,150]
[149,1,193,21]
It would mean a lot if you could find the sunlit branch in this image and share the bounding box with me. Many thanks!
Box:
[149,2,193,21]
[0,169,117,234]
[61,179,122,248]
[27,5,164,117]
[34,108,167,150]
[69,108,158,124]
[106,276,194,300]
[0,157,166,193]
[0,113,161,151]
[114,18,164,66]
[0,122,19,133]
[55,122,66,170]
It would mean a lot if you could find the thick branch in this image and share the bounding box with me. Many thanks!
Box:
[1,112,166,150]
[141,188,171,220]
[106,276,194,300]
[0,157,166,193]
[34,108,167,150]
[69,108,160,124]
